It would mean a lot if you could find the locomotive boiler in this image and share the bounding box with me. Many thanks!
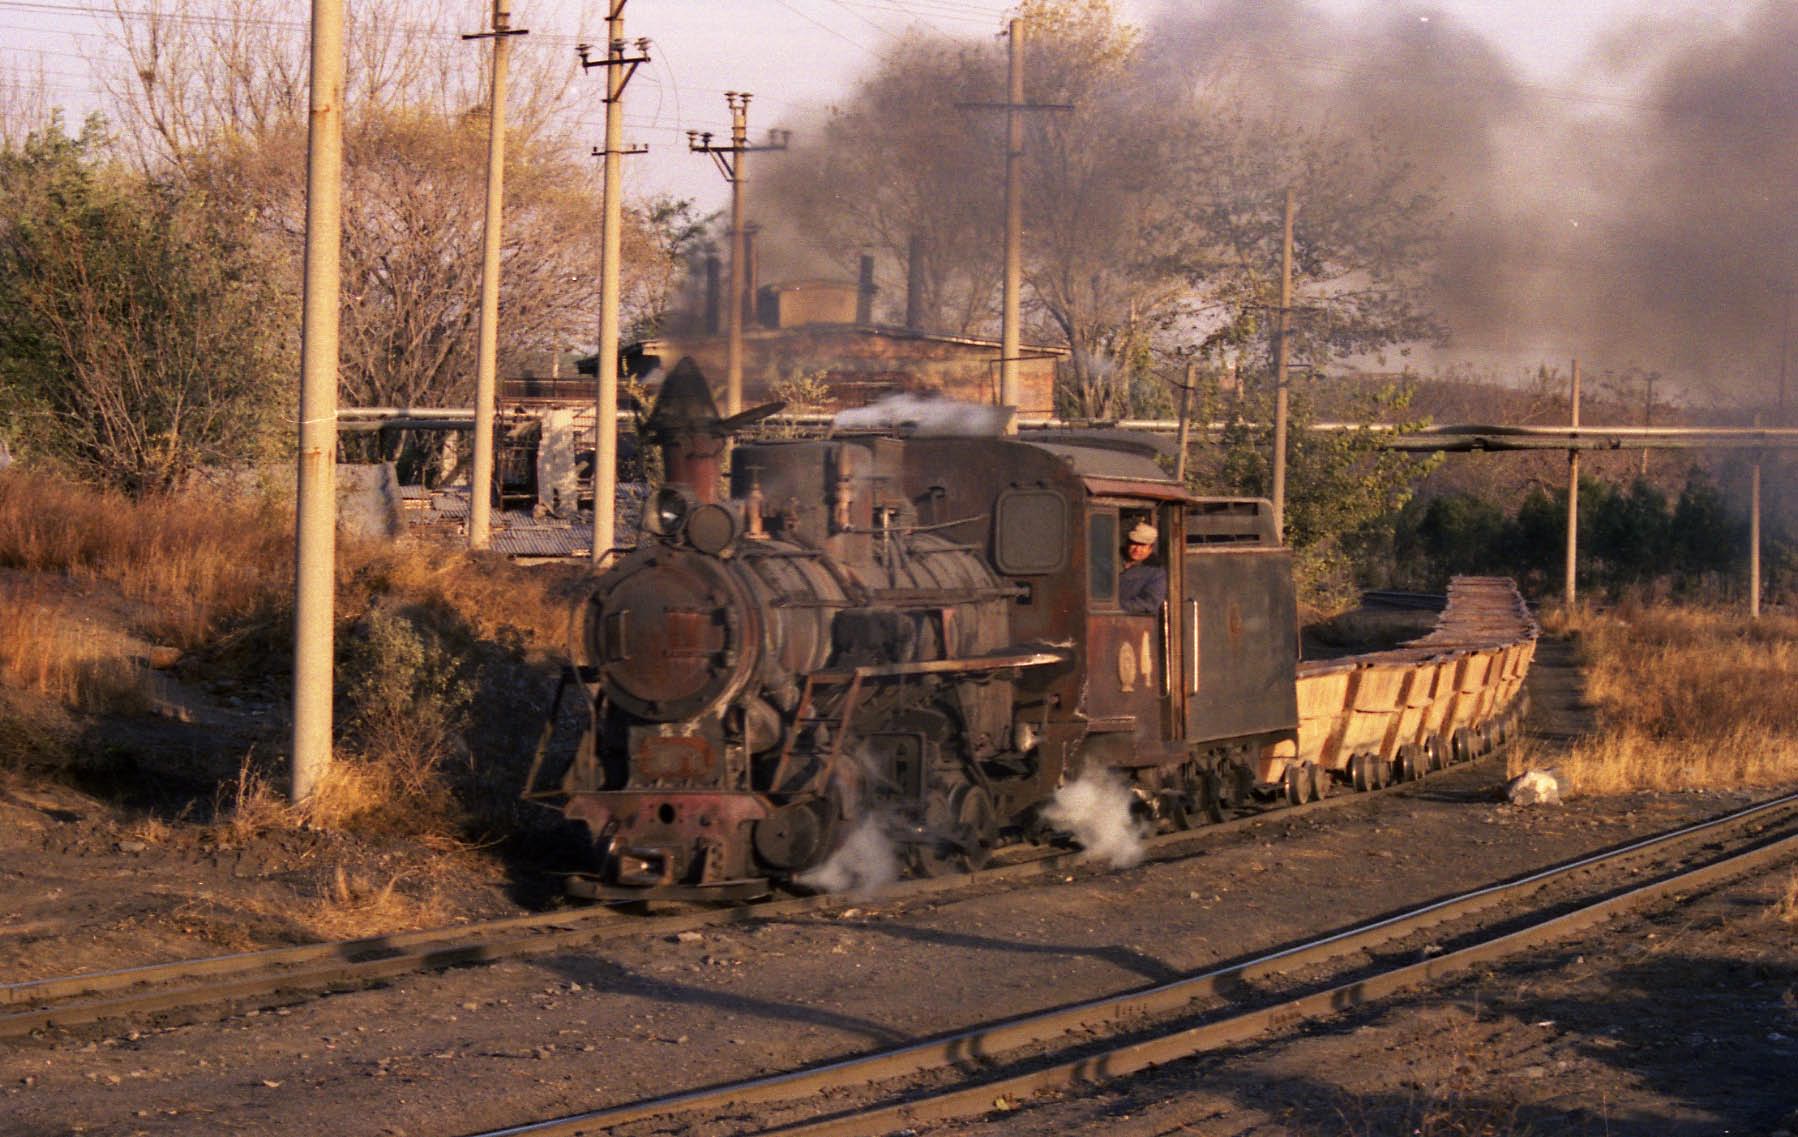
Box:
[526,358,1534,900]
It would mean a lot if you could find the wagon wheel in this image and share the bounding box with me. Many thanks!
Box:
[1160,787,1193,832]
[1395,743,1426,783]
[1424,734,1448,772]
[1283,763,1310,806]
[1450,727,1476,765]
[1350,754,1372,793]
[1199,766,1228,823]
[1307,762,1331,801]
[1373,757,1393,789]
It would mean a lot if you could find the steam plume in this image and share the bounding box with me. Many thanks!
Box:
[1043,771,1146,869]
[832,394,1010,435]
[1146,0,1798,397]
[795,818,900,896]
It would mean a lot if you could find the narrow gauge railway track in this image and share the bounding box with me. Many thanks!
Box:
[1,741,1514,1040]
[458,790,1798,1137]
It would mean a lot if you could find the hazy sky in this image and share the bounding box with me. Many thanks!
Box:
[0,0,1743,212]
[3,0,1782,388]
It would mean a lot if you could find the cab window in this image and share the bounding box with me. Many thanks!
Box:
[1088,510,1117,601]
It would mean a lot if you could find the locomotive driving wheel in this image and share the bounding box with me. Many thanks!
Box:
[913,782,996,876]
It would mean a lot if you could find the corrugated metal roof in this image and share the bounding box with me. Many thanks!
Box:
[490,524,591,559]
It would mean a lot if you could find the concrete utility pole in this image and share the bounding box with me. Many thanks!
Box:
[579,10,649,564]
[292,0,345,804]
[1565,358,1581,613]
[956,21,1068,433]
[1000,17,1025,434]
[465,0,527,551]
[1174,360,1195,485]
[690,96,788,421]
[1270,188,1296,543]
[1781,285,1793,424]
[1751,424,1763,620]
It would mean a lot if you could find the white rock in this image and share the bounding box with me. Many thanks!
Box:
[1507,768,1563,806]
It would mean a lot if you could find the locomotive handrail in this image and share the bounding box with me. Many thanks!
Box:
[806,648,1073,685]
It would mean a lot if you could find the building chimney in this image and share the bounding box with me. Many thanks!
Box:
[743,225,760,328]
[703,255,722,335]
[856,254,876,325]
[905,234,926,332]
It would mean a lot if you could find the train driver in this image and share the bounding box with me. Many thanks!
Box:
[1118,520,1166,615]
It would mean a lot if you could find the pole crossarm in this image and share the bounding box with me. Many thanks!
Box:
[687,130,792,180]
[577,39,650,95]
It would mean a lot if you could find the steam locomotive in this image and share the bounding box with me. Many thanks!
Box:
[525,359,1534,900]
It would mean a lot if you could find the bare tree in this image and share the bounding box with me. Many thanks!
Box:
[84,0,681,437]
[758,34,1005,337]
[755,0,1443,421]
[98,0,583,171]
[0,58,56,151]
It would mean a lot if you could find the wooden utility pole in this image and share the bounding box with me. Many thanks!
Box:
[465,0,526,551]
[690,97,787,423]
[580,10,648,563]
[1565,358,1581,613]
[292,0,345,804]
[1640,372,1653,478]
[1270,188,1295,543]
[999,17,1024,434]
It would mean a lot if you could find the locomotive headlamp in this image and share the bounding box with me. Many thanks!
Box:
[687,502,741,556]
[646,485,697,537]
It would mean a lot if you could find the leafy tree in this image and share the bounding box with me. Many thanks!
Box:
[1670,470,1739,579]
[0,118,288,491]
[1202,379,1436,604]
[1396,492,1508,585]
[1591,477,1671,585]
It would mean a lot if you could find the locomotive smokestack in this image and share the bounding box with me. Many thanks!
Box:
[743,226,760,328]
[643,358,728,502]
[704,255,722,335]
[642,357,787,503]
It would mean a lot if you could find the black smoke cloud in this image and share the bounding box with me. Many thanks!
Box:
[1145,0,1797,403]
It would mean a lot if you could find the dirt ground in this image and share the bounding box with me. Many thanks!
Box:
[1,639,1794,1137]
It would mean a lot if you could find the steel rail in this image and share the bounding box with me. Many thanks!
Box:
[0,748,1508,1039]
[768,821,1798,1137]
[456,789,1798,1137]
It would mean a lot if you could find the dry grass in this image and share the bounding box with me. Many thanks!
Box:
[1776,874,1798,926]
[1547,605,1798,794]
[0,581,151,713]
[164,874,451,946]
[210,756,297,848]
[0,469,293,649]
